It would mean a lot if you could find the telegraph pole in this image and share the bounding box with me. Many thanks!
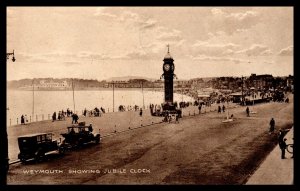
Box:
[2,50,16,185]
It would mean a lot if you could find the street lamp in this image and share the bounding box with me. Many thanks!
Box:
[141,81,145,109]
[7,50,16,62]
[2,50,16,185]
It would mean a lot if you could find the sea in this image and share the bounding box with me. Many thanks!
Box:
[6,89,194,126]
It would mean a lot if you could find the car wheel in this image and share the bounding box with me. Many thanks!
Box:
[35,149,45,162]
[58,147,65,155]
[20,158,27,164]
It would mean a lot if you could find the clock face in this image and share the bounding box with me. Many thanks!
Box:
[164,64,170,71]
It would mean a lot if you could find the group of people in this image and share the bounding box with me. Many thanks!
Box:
[83,107,104,117]
[52,109,79,124]
[20,114,28,125]
[52,111,66,121]
[217,105,226,113]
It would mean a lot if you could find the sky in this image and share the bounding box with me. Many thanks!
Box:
[7,7,293,81]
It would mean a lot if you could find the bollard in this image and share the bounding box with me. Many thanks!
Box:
[114,125,116,133]
[10,118,11,126]
[189,111,190,116]
[42,114,44,121]
[17,118,18,125]
[108,108,109,113]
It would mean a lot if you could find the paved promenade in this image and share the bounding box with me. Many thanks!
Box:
[246,126,294,185]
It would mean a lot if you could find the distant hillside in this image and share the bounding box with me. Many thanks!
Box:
[105,76,156,82]
[7,78,106,90]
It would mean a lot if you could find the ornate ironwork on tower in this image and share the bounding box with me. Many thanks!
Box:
[160,45,177,106]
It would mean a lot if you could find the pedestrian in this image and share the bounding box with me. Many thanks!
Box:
[278,129,285,143]
[139,108,143,117]
[269,118,275,133]
[222,105,226,112]
[72,113,79,124]
[175,113,179,123]
[279,138,287,159]
[83,108,87,117]
[198,104,202,114]
[88,123,93,132]
[218,106,221,113]
[52,112,56,122]
[67,108,70,117]
[25,115,28,123]
[246,107,250,117]
[58,111,61,121]
[21,115,25,125]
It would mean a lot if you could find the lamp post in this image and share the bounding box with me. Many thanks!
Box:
[2,50,16,185]
[111,81,115,112]
[141,81,145,109]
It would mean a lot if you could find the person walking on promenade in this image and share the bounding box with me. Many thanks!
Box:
[278,129,285,143]
[246,107,250,117]
[218,106,221,113]
[198,104,202,114]
[139,108,143,117]
[21,115,25,125]
[52,112,56,122]
[72,113,79,124]
[222,105,226,113]
[269,118,275,133]
[67,108,70,117]
[279,138,287,159]
[83,108,87,117]
[58,111,61,121]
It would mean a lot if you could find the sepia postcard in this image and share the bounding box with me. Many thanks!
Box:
[5,6,294,185]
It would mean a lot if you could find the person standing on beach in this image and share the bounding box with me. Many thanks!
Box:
[269,118,275,133]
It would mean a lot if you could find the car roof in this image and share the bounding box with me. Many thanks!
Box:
[18,133,51,138]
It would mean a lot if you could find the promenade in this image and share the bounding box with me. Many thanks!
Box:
[246,126,294,185]
[7,94,293,184]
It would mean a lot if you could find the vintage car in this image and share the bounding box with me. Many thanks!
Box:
[17,133,64,163]
[60,122,101,149]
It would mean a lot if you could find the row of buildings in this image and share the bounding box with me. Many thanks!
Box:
[9,74,294,96]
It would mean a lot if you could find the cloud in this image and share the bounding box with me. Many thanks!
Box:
[94,9,157,30]
[191,41,240,57]
[188,54,247,64]
[63,61,80,66]
[156,29,182,41]
[227,11,258,21]
[211,8,225,16]
[210,8,260,35]
[236,44,271,56]
[260,49,273,56]
[278,46,293,56]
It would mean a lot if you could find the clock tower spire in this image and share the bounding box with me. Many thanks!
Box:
[161,44,177,107]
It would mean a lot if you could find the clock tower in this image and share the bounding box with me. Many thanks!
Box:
[161,45,177,106]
